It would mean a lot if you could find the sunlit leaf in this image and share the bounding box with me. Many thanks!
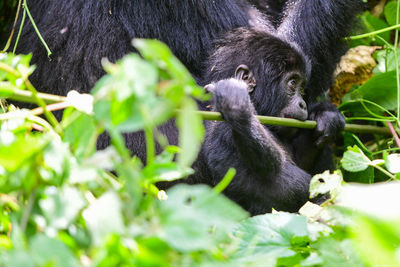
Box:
[177,98,204,168]
[309,171,342,199]
[336,182,400,219]
[82,191,125,245]
[352,215,400,267]
[160,184,247,252]
[341,146,371,172]
[233,212,310,265]
[384,1,398,26]
[385,153,400,174]
[30,235,79,267]
[39,186,86,231]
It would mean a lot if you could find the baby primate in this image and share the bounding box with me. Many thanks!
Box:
[188,28,321,214]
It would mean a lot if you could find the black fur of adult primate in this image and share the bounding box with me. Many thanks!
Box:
[12,0,264,94]
[9,0,363,214]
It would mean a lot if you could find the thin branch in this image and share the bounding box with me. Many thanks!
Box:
[0,62,61,133]
[30,102,70,116]
[0,62,20,76]
[1,0,22,52]
[395,0,400,123]
[1,87,66,104]
[23,0,52,56]
[346,24,400,41]
[388,122,400,147]
[0,83,394,136]
[13,6,26,54]
[20,189,35,232]
[195,110,393,136]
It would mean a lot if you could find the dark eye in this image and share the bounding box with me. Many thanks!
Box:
[288,79,297,89]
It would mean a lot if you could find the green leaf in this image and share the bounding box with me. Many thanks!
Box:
[233,212,310,264]
[41,139,71,185]
[160,184,248,252]
[336,182,400,219]
[177,98,204,168]
[385,153,400,174]
[312,237,363,267]
[39,186,86,232]
[143,162,193,183]
[340,71,398,114]
[0,250,34,267]
[30,235,79,267]
[0,53,35,88]
[93,54,173,132]
[82,191,125,245]
[62,109,97,159]
[133,39,194,84]
[309,171,342,199]
[384,1,398,26]
[341,146,372,172]
[374,48,400,74]
[362,12,390,45]
[342,133,374,183]
[0,131,49,172]
[351,215,400,267]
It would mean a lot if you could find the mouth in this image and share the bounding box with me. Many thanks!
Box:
[282,113,307,121]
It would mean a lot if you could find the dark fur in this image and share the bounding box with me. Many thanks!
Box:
[9,0,361,214]
[277,0,364,102]
[195,29,312,214]
[14,0,257,94]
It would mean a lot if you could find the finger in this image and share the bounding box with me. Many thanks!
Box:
[204,84,216,93]
[315,134,330,147]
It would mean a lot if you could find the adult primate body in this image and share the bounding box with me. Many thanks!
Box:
[8,0,363,214]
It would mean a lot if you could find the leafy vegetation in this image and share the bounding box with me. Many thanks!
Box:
[0,1,399,266]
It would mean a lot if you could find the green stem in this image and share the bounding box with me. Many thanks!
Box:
[198,110,317,128]
[13,7,26,54]
[24,79,62,133]
[360,100,397,120]
[20,189,36,232]
[144,125,155,165]
[213,168,236,194]
[0,84,66,104]
[141,106,155,165]
[2,0,22,52]
[374,164,396,180]
[346,24,400,41]
[395,0,400,123]
[372,147,400,155]
[0,85,394,136]
[108,127,130,159]
[196,110,393,135]
[23,0,52,56]
[0,62,19,76]
[0,62,61,132]
[344,117,396,122]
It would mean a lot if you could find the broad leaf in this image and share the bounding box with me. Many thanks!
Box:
[341,146,371,172]
[233,212,310,265]
[384,1,398,26]
[160,184,248,252]
[82,191,125,245]
[309,171,342,199]
[385,153,400,174]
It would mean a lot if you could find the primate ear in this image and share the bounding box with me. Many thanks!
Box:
[235,64,256,93]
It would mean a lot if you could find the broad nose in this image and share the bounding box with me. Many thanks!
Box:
[298,99,307,111]
[296,98,308,121]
